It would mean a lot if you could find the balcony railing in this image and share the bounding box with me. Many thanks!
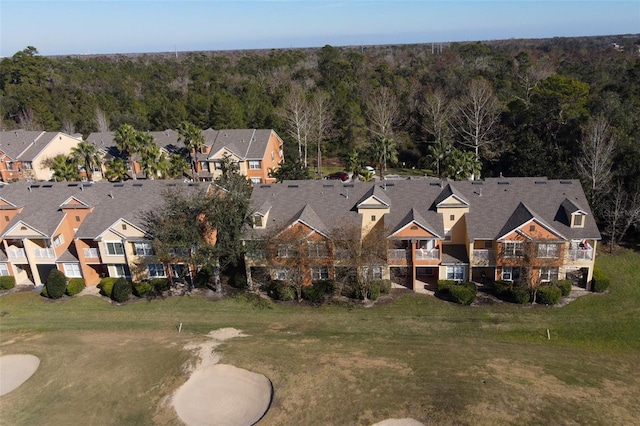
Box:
[33,248,55,259]
[8,247,26,259]
[415,248,439,260]
[567,249,593,261]
[472,249,495,266]
[83,248,99,258]
[388,249,410,261]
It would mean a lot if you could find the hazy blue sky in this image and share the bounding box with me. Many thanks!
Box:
[1,1,638,57]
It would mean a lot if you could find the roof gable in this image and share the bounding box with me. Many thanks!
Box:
[435,184,469,207]
[497,202,566,241]
[2,220,47,238]
[356,185,391,208]
[390,208,442,239]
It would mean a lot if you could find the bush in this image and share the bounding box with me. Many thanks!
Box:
[40,285,48,298]
[133,281,152,298]
[437,279,456,292]
[373,279,392,295]
[265,280,295,301]
[511,285,531,304]
[302,280,335,303]
[111,278,132,303]
[0,275,16,290]
[98,277,118,297]
[448,282,477,305]
[231,271,248,289]
[491,280,512,296]
[194,265,213,288]
[552,279,572,297]
[368,282,382,301]
[66,278,85,296]
[45,269,67,299]
[536,284,562,305]
[150,278,170,292]
[591,268,610,293]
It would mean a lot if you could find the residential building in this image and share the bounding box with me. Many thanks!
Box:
[243,178,601,292]
[0,130,85,182]
[0,180,208,286]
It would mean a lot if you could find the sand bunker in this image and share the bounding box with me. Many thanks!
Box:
[172,328,272,426]
[0,354,40,396]
[372,419,424,426]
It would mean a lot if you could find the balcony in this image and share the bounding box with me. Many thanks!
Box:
[415,248,439,260]
[472,249,495,266]
[83,248,100,258]
[567,249,593,262]
[33,248,55,259]
[8,247,26,259]
[388,249,410,262]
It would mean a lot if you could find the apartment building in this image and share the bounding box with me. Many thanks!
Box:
[0,130,85,182]
[243,178,601,291]
[0,180,208,286]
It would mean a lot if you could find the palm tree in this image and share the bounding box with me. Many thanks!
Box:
[104,158,128,182]
[443,149,481,181]
[427,139,453,178]
[177,121,205,180]
[114,124,140,180]
[167,154,190,179]
[138,139,162,179]
[345,150,361,179]
[45,155,81,181]
[70,141,102,181]
[370,135,398,175]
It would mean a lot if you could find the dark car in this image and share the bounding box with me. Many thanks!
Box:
[325,171,349,181]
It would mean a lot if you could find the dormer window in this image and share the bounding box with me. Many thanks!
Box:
[572,213,585,228]
[253,215,264,228]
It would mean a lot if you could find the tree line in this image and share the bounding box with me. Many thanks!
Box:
[1,36,639,245]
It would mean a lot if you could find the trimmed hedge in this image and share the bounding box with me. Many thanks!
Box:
[111,278,132,303]
[0,275,16,290]
[490,280,511,296]
[66,278,85,296]
[438,281,477,305]
[592,268,610,293]
[150,278,170,292]
[511,286,531,304]
[45,269,67,299]
[490,280,530,304]
[133,281,152,298]
[551,279,572,297]
[536,284,562,305]
[98,277,118,297]
[302,279,335,303]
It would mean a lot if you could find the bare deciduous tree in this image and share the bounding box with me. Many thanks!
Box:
[18,107,41,130]
[62,119,75,135]
[278,83,311,166]
[365,86,401,139]
[576,115,615,200]
[452,78,502,178]
[94,108,110,132]
[420,88,453,143]
[604,182,640,250]
[310,91,334,177]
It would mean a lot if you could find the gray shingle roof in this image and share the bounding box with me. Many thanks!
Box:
[208,129,277,160]
[0,130,45,160]
[245,178,601,243]
[17,132,68,162]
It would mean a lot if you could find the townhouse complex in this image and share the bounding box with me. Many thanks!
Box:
[0,180,207,286]
[0,130,85,182]
[86,128,284,183]
[243,177,601,291]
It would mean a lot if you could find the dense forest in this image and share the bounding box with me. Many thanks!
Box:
[1,35,639,245]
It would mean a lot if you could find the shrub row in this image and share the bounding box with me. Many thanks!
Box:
[591,267,610,293]
[490,280,530,304]
[264,280,295,301]
[536,284,562,305]
[437,280,477,305]
[0,276,16,290]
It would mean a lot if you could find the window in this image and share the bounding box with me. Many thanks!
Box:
[308,242,328,258]
[113,264,130,278]
[199,161,210,171]
[250,177,262,184]
[147,263,165,278]
[485,240,493,249]
[249,160,261,170]
[122,224,127,230]
[105,241,124,256]
[277,244,295,258]
[23,162,32,170]
[253,215,263,227]
[537,243,558,258]
[502,266,521,282]
[450,214,455,221]
[213,161,222,170]
[275,268,289,280]
[134,242,154,256]
[271,151,275,161]
[446,265,465,281]
[63,263,82,278]
[53,234,64,247]
[363,265,383,280]
[503,241,523,257]
[529,225,536,232]
[0,264,9,276]
[4,216,8,222]
[75,215,80,222]
[573,214,584,227]
[371,215,376,222]
[311,266,329,281]
[539,267,559,282]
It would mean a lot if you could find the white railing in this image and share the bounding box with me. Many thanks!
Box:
[472,249,495,265]
[8,247,26,259]
[568,249,593,261]
[416,248,439,260]
[33,248,55,259]
[388,249,410,261]
[83,248,99,258]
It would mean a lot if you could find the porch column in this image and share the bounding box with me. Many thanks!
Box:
[410,239,417,291]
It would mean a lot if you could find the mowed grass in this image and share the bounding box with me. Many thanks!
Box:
[1,251,639,425]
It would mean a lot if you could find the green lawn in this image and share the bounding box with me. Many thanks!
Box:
[1,251,639,425]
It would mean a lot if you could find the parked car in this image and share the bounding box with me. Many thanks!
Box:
[365,165,376,175]
[325,171,349,181]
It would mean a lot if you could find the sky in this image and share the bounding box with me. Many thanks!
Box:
[1,0,638,57]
